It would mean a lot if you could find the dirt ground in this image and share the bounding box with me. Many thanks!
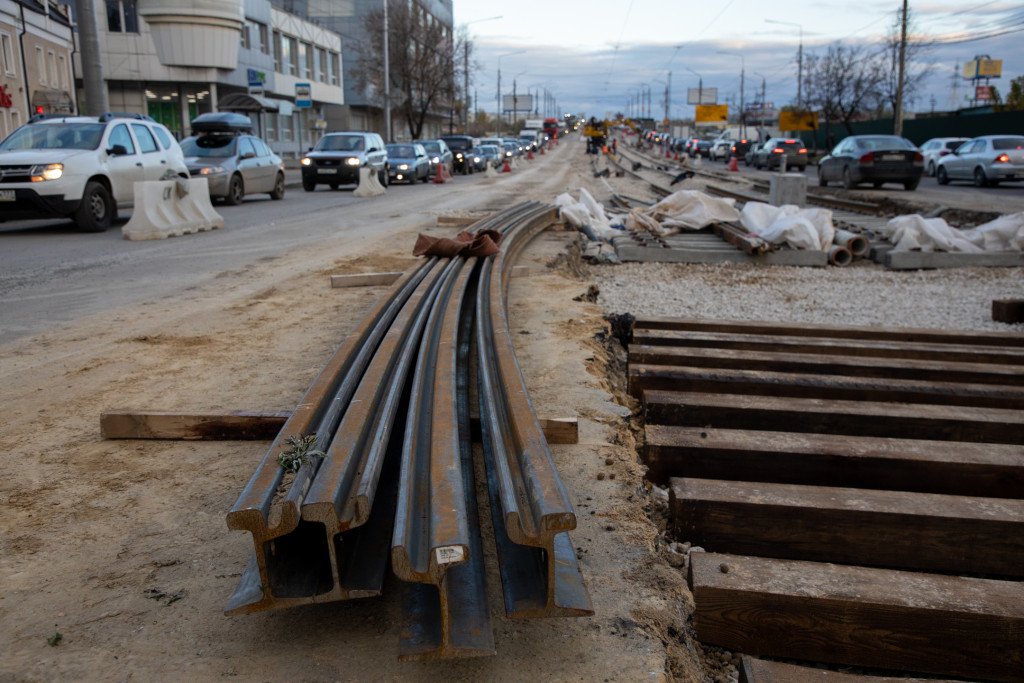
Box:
[0,141,720,681]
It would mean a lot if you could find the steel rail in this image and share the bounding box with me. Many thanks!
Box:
[476,203,594,619]
[224,259,436,614]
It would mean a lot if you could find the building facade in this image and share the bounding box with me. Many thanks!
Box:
[66,0,343,156]
[0,0,74,140]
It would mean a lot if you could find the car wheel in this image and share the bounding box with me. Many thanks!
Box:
[872,182,883,188]
[974,167,989,188]
[798,166,806,172]
[302,178,316,192]
[936,166,950,185]
[224,174,244,205]
[842,166,856,189]
[927,161,935,177]
[378,169,388,187]
[904,178,920,191]
[421,171,429,183]
[270,172,285,200]
[74,181,114,233]
[329,183,339,190]
[818,168,828,187]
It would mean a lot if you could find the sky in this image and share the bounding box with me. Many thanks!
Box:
[454,0,1024,121]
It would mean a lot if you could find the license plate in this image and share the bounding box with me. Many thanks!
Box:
[882,154,903,161]
[319,168,338,174]
[0,190,14,202]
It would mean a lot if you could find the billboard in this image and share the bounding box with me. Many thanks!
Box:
[963,59,1002,79]
[695,104,728,123]
[502,94,534,113]
[687,87,718,105]
[976,85,994,101]
[779,110,817,131]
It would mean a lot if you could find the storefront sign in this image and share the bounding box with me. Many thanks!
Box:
[0,86,12,108]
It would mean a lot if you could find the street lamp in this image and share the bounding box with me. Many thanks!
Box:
[462,15,502,130]
[496,50,526,136]
[640,82,651,118]
[654,78,667,124]
[765,19,803,109]
[717,50,745,137]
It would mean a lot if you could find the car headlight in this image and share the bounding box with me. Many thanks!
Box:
[300,157,312,166]
[29,163,63,181]
[456,153,464,159]
[398,164,409,170]
[346,157,361,166]
[431,156,440,163]
[473,156,481,163]
[198,166,225,175]
[505,151,512,157]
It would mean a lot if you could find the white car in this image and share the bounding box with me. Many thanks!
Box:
[0,113,188,232]
[919,137,969,177]
[709,139,733,161]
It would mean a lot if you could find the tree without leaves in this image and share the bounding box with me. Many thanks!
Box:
[353,1,467,140]
[802,44,885,139]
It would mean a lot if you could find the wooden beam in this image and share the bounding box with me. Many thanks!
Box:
[632,316,1024,347]
[739,656,963,683]
[628,344,1023,386]
[436,215,481,226]
[642,390,1024,445]
[101,410,577,445]
[100,410,290,440]
[627,363,1024,410]
[330,272,403,288]
[644,425,1024,498]
[670,477,1024,577]
[630,329,1024,366]
[994,299,1024,324]
[689,552,1024,682]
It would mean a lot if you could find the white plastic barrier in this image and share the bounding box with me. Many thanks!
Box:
[122,178,223,241]
[353,166,386,197]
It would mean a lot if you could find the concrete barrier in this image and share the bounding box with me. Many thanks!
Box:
[353,167,386,197]
[122,178,224,241]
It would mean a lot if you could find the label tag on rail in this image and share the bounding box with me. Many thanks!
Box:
[435,546,465,566]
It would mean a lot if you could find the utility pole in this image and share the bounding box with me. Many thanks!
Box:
[382,0,392,141]
[463,40,469,131]
[893,0,909,136]
[74,0,108,115]
[666,71,671,124]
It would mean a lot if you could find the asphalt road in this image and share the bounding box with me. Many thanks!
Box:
[0,178,453,345]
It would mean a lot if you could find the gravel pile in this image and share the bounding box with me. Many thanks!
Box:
[595,262,1024,332]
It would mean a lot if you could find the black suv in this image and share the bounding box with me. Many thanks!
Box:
[441,135,475,174]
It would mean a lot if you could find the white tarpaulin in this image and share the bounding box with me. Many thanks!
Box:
[888,213,1024,252]
[555,189,619,240]
[643,190,740,231]
[739,202,836,251]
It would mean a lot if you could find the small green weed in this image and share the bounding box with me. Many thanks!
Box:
[277,434,325,473]
[47,631,62,647]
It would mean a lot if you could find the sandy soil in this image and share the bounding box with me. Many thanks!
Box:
[0,140,711,681]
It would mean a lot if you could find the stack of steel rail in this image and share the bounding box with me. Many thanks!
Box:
[225,201,592,660]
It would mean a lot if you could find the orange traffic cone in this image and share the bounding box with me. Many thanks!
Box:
[540,144,545,155]
[674,152,680,161]
[502,157,511,173]
[433,161,449,184]
[727,155,739,172]
[527,148,534,160]
[665,148,671,159]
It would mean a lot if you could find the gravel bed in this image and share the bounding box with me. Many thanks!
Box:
[595,262,1024,332]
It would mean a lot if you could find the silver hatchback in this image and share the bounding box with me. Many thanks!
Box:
[936,135,1024,187]
[182,113,285,204]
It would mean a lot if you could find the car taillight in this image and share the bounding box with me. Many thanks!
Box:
[798,148,807,154]
[859,152,874,166]
[785,139,797,144]
[912,152,923,165]
[995,153,1011,163]
[772,148,784,154]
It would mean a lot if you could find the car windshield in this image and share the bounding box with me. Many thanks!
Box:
[993,137,1024,150]
[856,136,915,151]
[420,141,440,154]
[443,138,471,150]
[387,145,416,157]
[479,145,498,154]
[180,136,237,157]
[0,122,105,151]
[316,135,364,152]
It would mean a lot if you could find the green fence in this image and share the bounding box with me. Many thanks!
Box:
[799,110,1024,151]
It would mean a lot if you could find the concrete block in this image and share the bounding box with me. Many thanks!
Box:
[122,178,223,241]
[886,251,1024,270]
[769,173,807,207]
[353,167,385,197]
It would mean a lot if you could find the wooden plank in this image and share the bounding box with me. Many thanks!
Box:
[642,390,1024,444]
[101,410,577,445]
[670,477,1024,577]
[993,299,1024,324]
[330,272,403,288]
[100,410,290,440]
[628,363,1024,409]
[886,250,1024,270]
[689,552,1024,682]
[630,329,1024,365]
[739,656,965,683]
[631,316,1024,347]
[644,425,1024,498]
[436,214,481,226]
[628,344,1023,386]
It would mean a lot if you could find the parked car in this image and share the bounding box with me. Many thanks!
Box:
[817,135,922,190]
[728,139,755,164]
[750,138,808,171]
[919,137,969,177]
[181,112,284,205]
[414,138,453,177]
[301,131,388,191]
[476,144,502,169]
[0,112,188,232]
[440,134,476,174]
[936,135,1024,187]
[385,143,430,184]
